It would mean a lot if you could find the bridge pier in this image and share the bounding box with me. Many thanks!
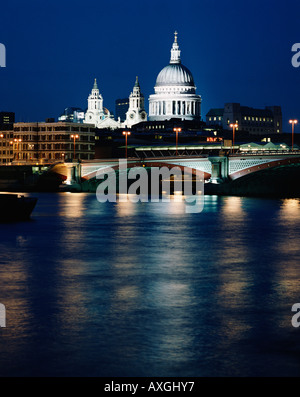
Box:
[66,162,82,184]
[208,156,229,183]
[74,163,82,184]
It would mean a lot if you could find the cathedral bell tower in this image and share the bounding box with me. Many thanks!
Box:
[125,76,147,128]
[84,78,104,125]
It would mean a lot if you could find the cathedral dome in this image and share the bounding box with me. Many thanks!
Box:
[148,32,202,122]
[155,63,195,87]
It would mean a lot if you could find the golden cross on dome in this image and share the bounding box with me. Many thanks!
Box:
[174,31,178,43]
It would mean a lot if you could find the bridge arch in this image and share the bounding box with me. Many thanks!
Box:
[81,161,211,182]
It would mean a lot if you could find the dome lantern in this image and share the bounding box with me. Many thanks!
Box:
[170,31,181,64]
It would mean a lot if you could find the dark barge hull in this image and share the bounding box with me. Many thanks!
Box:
[0,194,38,221]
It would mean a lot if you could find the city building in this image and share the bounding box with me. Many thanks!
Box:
[0,111,15,127]
[148,31,202,122]
[124,76,147,128]
[9,121,95,164]
[58,107,85,123]
[206,103,282,134]
[115,98,129,122]
[205,109,224,127]
[56,32,283,138]
[0,126,14,164]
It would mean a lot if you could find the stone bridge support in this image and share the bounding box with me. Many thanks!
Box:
[208,156,229,183]
[63,162,82,184]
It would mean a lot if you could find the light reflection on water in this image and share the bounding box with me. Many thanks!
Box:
[0,193,300,376]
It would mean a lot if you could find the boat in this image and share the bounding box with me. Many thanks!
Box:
[0,194,38,221]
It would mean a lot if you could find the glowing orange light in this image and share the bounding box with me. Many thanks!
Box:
[289,119,298,151]
[123,131,131,158]
[173,127,182,156]
[229,123,238,154]
[70,134,79,160]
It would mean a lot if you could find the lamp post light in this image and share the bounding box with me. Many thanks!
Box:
[70,134,79,161]
[122,131,131,158]
[229,123,238,154]
[13,138,22,162]
[173,127,182,156]
[289,119,298,152]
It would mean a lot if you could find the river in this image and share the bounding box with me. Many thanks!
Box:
[0,192,300,376]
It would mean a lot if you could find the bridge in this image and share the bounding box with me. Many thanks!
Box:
[51,151,300,197]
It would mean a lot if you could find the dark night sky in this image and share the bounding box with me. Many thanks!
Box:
[0,0,300,132]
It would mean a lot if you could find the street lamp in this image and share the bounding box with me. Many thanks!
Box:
[289,119,298,152]
[173,127,182,156]
[229,123,238,154]
[13,138,22,162]
[122,131,131,158]
[70,134,79,161]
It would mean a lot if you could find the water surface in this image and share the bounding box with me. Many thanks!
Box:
[0,193,300,376]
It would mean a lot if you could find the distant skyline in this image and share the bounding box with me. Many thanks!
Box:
[1,0,300,132]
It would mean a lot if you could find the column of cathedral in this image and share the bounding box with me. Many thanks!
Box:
[150,99,201,119]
